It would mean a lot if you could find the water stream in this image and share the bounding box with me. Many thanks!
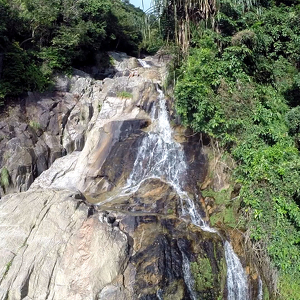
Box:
[100,61,250,299]
[137,58,151,68]
[181,249,197,300]
[225,241,249,300]
[257,277,263,300]
[124,84,249,299]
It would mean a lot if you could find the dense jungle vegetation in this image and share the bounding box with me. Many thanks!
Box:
[147,0,300,299]
[0,0,143,104]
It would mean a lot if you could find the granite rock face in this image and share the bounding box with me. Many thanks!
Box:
[0,189,129,300]
[0,53,260,300]
[0,72,102,197]
[0,53,155,198]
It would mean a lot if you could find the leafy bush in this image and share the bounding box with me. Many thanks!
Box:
[286,106,300,135]
[174,2,300,297]
[0,0,144,101]
[191,257,214,291]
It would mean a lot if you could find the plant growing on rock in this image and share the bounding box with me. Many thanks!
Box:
[190,255,225,299]
[0,167,10,188]
[117,91,133,99]
[29,120,41,130]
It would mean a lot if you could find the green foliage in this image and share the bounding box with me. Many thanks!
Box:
[175,33,254,144]
[278,273,300,300]
[140,27,164,54]
[204,187,242,227]
[0,0,144,101]
[0,167,9,188]
[4,260,12,277]
[191,257,214,291]
[2,43,49,96]
[286,106,300,134]
[174,0,300,297]
[191,254,225,299]
[117,91,133,99]
[29,120,41,130]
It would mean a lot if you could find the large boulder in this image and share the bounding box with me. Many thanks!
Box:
[0,189,129,300]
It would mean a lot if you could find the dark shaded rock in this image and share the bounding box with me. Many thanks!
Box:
[91,124,147,193]
[118,212,225,300]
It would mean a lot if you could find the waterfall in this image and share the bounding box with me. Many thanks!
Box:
[122,88,215,232]
[122,84,249,299]
[137,58,151,68]
[225,241,249,300]
[101,59,250,299]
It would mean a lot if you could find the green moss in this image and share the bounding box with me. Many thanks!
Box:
[263,284,270,300]
[0,167,10,188]
[202,187,242,228]
[4,261,12,277]
[167,208,174,214]
[278,273,300,300]
[117,91,133,99]
[190,255,226,299]
[202,187,233,206]
[191,257,214,290]
[29,120,41,130]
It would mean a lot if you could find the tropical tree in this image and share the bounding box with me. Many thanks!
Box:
[148,0,257,53]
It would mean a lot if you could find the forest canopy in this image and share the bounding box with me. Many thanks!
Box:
[0,0,144,103]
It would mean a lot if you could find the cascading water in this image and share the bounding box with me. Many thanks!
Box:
[137,58,151,68]
[225,241,249,300]
[122,88,214,231]
[123,85,249,299]
[101,60,250,299]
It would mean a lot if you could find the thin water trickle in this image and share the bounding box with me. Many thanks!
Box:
[181,250,197,300]
[257,277,263,300]
[156,289,163,300]
[121,87,213,231]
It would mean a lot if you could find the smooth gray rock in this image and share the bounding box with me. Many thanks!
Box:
[0,189,129,300]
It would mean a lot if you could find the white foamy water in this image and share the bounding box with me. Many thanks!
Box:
[138,58,151,68]
[225,241,249,300]
[101,59,250,299]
